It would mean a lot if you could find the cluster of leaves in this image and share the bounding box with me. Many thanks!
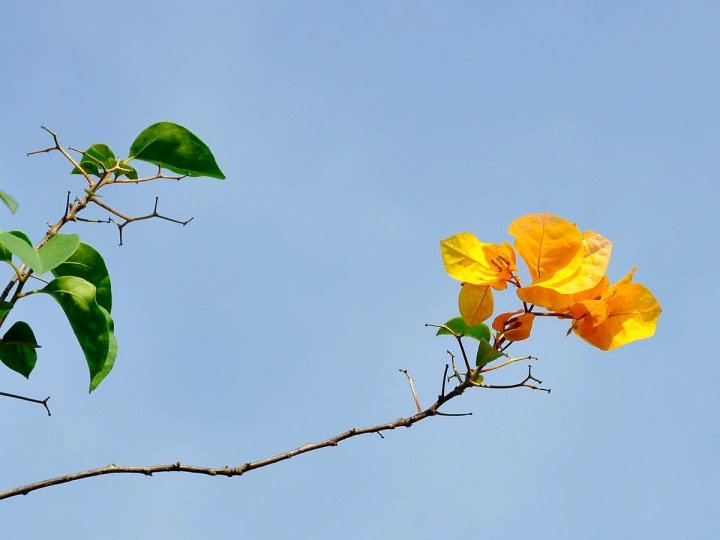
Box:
[437,213,661,370]
[0,122,224,391]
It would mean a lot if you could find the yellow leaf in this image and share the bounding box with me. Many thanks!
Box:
[573,281,661,350]
[459,283,494,325]
[574,275,610,303]
[515,228,612,309]
[441,232,516,289]
[608,266,636,292]
[508,213,584,284]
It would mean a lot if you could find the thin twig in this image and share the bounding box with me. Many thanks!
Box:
[447,350,464,384]
[399,369,422,413]
[93,197,193,245]
[113,172,188,184]
[478,365,551,393]
[425,323,471,372]
[27,126,93,186]
[440,364,449,397]
[0,391,51,416]
[480,355,536,373]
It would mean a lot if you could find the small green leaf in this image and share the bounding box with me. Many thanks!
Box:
[0,232,80,275]
[0,230,32,262]
[52,242,112,312]
[436,317,491,342]
[0,189,18,214]
[475,339,504,368]
[0,232,35,266]
[128,122,225,179]
[470,372,484,385]
[0,321,39,378]
[71,143,116,177]
[41,276,115,390]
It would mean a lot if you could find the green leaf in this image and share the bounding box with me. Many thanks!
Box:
[0,230,32,262]
[0,232,80,275]
[475,339,504,368]
[470,372,484,385]
[436,317,491,342]
[52,242,112,312]
[128,122,225,179]
[0,321,39,378]
[41,276,116,391]
[71,143,117,176]
[0,189,18,214]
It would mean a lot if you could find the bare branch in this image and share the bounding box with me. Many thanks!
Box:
[425,323,471,372]
[92,197,193,245]
[0,391,51,416]
[480,355,536,373]
[113,170,189,184]
[440,363,449,397]
[447,350,464,384]
[399,369,422,413]
[27,126,93,186]
[477,365,551,393]
[0,358,550,501]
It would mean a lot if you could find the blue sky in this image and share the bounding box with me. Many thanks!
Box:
[0,1,718,538]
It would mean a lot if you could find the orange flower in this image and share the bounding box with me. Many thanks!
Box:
[441,213,661,350]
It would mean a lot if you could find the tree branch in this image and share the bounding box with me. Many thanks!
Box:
[399,369,422,412]
[0,363,547,501]
[27,126,93,187]
[0,391,51,416]
[91,197,193,245]
[112,166,188,184]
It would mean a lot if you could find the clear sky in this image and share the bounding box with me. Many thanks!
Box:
[0,1,718,538]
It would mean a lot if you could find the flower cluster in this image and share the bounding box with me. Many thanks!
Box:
[441,213,661,350]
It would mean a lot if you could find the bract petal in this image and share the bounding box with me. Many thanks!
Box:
[573,275,610,303]
[492,309,523,332]
[573,282,661,350]
[516,230,612,309]
[459,283,494,325]
[608,266,637,293]
[508,213,584,283]
[492,311,535,341]
[517,286,573,312]
[569,298,608,327]
[441,233,516,286]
